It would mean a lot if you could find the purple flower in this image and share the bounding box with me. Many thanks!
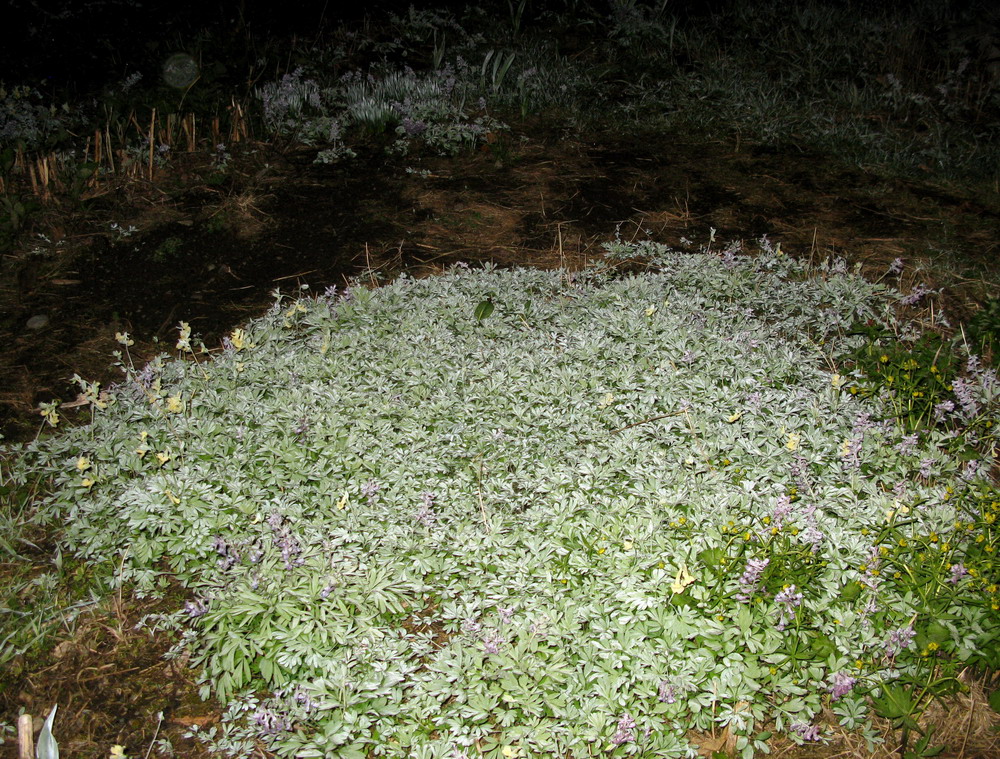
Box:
[658,680,676,704]
[184,598,209,618]
[896,434,919,456]
[361,479,381,503]
[462,617,483,635]
[790,456,811,494]
[610,713,637,746]
[949,563,969,584]
[800,526,824,554]
[774,584,803,630]
[933,400,955,423]
[252,706,291,735]
[790,722,821,742]
[888,258,904,276]
[952,377,980,418]
[736,558,769,602]
[498,606,515,624]
[853,412,876,434]
[212,535,240,571]
[401,116,427,136]
[415,491,437,528]
[829,671,856,699]
[919,458,934,478]
[772,495,794,529]
[482,631,504,655]
[885,625,916,658]
[962,460,983,482]
[967,355,981,374]
[294,416,311,438]
[899,283,933,306]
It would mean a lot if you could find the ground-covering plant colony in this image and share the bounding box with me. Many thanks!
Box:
[3,0,1000,757]
[5,234,1000,758]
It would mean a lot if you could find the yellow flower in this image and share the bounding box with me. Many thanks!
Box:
[622,540,634,551]
[671,562,695,594]
[156,451,171,466]
[166,395,183,413]
[599,392,615,408]
[115,332,134,347]
[230,328,246,350]
[81,477,94,489]
[727,412,742,423]
[645,305,657,317]
[166,490,180,505]
[336,492,348,510]
[501,746,522,759]
[76,456,91,471]
[831,373,846,389]
[109,746,127,759]
[176,321,192,352]
[785,432,800,452]
[39,400,60,427]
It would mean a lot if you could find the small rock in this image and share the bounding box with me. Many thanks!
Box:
[26,315,49,330]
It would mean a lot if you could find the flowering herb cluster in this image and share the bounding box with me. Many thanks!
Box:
[8,238,999,758]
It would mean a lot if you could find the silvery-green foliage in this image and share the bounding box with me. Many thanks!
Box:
[0,85,71,151]
[256,68,323,135]
[13,239,993,757]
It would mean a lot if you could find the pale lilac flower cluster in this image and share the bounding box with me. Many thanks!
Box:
[962,460,983,482]
[415,491,437,528]
[736,557,769,602]
[401,115,428,136]
[899,283,933,306]
[799,525,825,554]
[212,535,240,572]
[933,399,955,423]
[294,416,311,439]
[790,722,821,742]
[610,713,637,746]
[184,598,209,618]
[896,433,919,456]
[268,513,303,569]
[949,562,969,584]
[952,377,980,418]
[658,680,677,704]
[840,435,863,471]
[774,584,803,630]
[361,479,381,503]
[720,240,743,269]
[482,631,505,655]
[829,671,856,699]
[887,257,904,276]
[771,495,794,529]
[252,705,291,736]
[790,456,812,496]
[885,625,916,658]
[462,617,482,635]
[919,458,935,478]
[258,68,321,131]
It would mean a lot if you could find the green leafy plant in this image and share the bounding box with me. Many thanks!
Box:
[7,236,997,758]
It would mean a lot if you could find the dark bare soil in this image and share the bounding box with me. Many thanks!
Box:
[2,125,999,757]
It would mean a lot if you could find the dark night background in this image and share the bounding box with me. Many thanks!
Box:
[4,0,994,96]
